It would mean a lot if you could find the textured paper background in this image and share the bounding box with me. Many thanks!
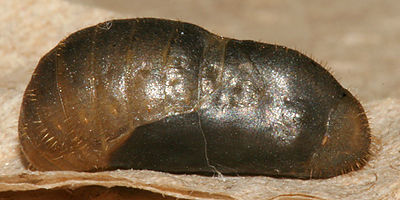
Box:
[0,0,399,199]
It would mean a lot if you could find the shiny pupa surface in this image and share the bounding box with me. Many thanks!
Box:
[19,18,370,179]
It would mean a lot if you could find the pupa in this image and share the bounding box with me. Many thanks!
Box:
[18,18,370,179]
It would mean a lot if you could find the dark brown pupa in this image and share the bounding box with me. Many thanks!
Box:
[18,18,370,179]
